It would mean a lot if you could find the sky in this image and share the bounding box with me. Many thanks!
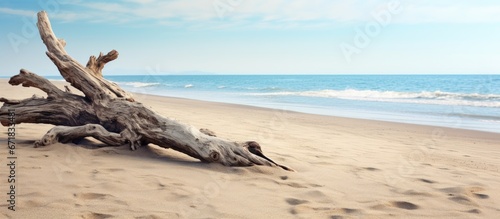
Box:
[1,0,500,75]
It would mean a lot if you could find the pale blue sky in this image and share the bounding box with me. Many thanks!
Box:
[1,0,500,75]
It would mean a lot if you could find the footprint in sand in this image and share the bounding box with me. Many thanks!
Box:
[419,178,436,184]
[300,190,333,204]
[390,201,419,210]
[402,189,433,197]
[274,177,309,188]
[337,208,361,214]
[449,195,477,206]
[474,193,489,199]
[286,182,308,188]
[285,198,309,205]
[81,212,113,219]
[467,209,481,214]
[439,186,488,206]
[328,208,362,218]
[74,192,111,200]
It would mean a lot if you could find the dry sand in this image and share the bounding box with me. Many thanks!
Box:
[1,78,499,219]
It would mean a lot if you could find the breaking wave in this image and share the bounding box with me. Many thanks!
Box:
[118,82,160,88]
[247,89,500,108]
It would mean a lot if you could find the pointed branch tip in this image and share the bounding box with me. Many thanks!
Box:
[86,50,119,78]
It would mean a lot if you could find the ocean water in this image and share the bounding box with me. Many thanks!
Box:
[49,75,500,133]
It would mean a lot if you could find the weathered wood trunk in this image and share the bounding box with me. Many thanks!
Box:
[0,11,291,171]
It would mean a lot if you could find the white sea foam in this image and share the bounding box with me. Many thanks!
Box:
[480,119,500,124]
[184,84,194,88]
[118,82,160,88]
[247,89,500,108]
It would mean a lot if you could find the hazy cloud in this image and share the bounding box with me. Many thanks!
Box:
[0,7,36,17]
[2,0,500,28]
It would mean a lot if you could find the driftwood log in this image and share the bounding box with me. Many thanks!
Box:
[0,11,291,171]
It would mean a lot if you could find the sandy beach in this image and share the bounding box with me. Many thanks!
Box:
[1,78,499,219]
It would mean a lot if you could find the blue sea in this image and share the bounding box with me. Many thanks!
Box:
[48,75,500,133]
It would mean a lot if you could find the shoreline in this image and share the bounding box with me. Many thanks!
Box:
[2,76,498,133]
[134,91,500,136]
[1,78,500,218]
[1,78,499,136]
